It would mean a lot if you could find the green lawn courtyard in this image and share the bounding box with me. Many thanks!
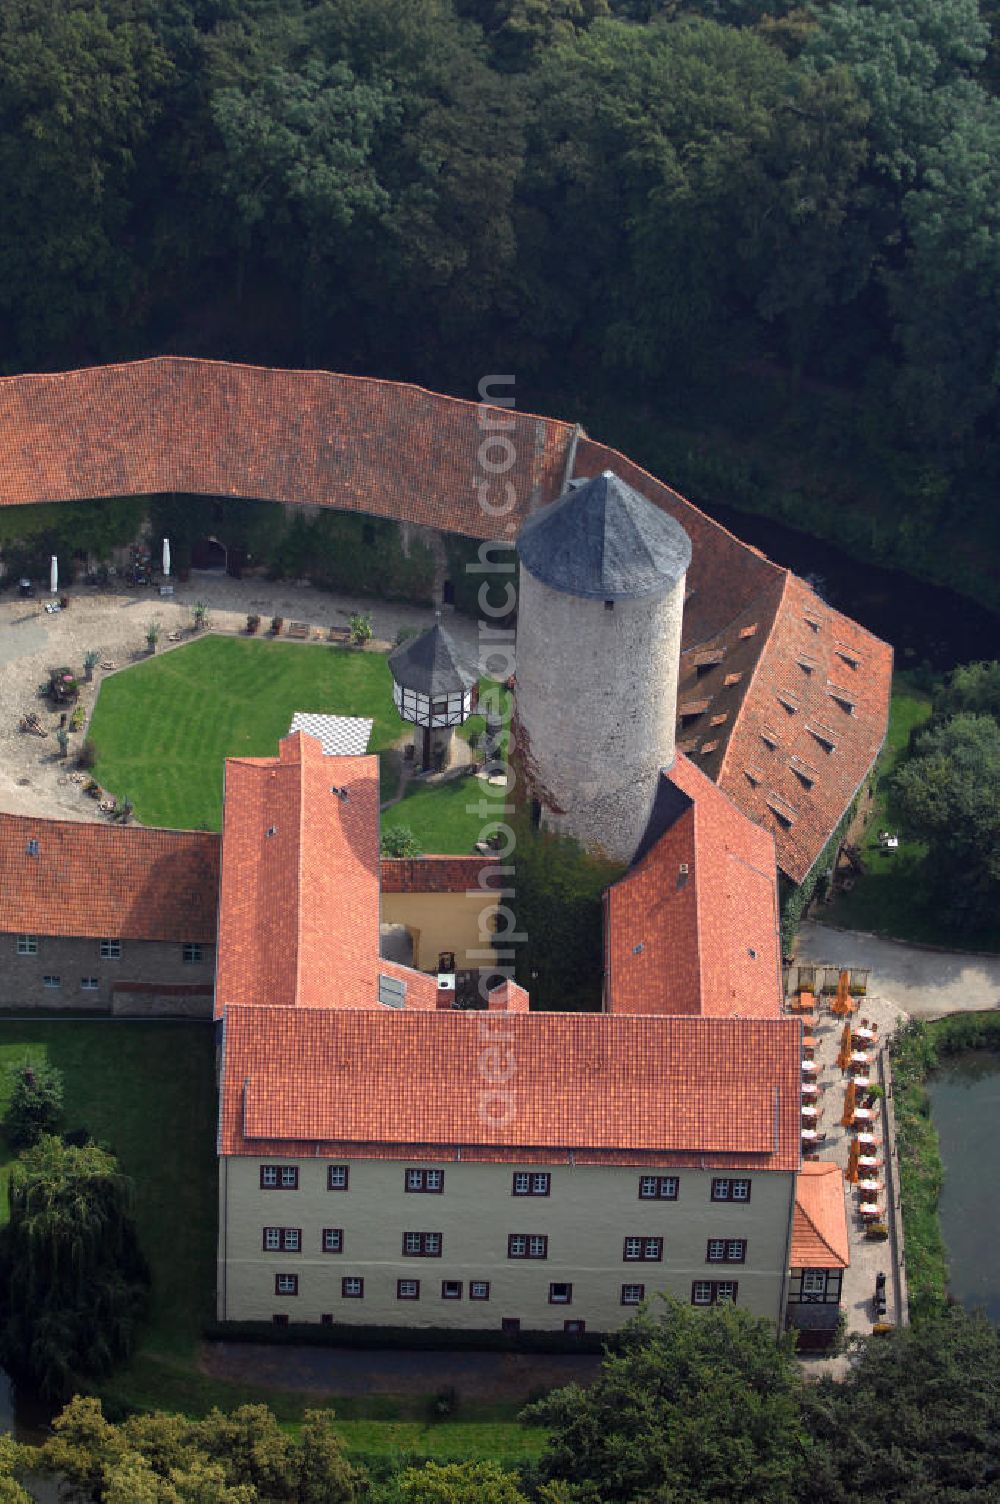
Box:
[86,635,508,851]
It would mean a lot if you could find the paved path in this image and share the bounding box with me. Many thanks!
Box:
[798,920,1000,1019]
[200,1342,601,1402]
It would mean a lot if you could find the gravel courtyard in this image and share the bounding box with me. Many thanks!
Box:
[0,576,477,825]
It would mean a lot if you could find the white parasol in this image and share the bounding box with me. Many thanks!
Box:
[49,556,58,594]
[162,538,171,577]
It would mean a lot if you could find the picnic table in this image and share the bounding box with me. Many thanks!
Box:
[287,621,311,640]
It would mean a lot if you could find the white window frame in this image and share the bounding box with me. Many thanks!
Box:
[80,977,99,991]
[43,975,61,989]
[100,938,121,959]
[621,1284,645,1306]
[16,934,38,956]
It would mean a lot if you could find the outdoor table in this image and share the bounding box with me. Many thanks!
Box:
[853,1107,878,1125]
[802,1034,817,1056]
[801,1060,820,1075]
[801,1082,819,1100]
[857,1132,878,1147]
[854,1028,876,1044]
[859,1202,883,1219]
[801,1106,818,1121]
[849,1051,871,1068]
[850,1074,872,1090]
[800,1128,819,1143]
[857,1178,881,1194]
[858,1155,880,1171]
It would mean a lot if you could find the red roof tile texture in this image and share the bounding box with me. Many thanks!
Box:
[0,813,219,943]
[606,755,782,1020]
[791,1161,850,1268]
[380,855,502,893]
[215,733,381,1017]
[0,358,572,540]
[718,575,893,882]
[0,358,891,880]
[219,1006,802,1170]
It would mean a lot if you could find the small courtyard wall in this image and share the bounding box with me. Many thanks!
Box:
[379,890,497,973]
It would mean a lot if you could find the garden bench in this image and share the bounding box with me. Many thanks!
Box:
[287,621,311,639]
[327,626,350,644]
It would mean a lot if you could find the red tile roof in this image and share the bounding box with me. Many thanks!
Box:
[215,733,442,1018]
[215,734,379,1015]
[791,1161,850,1268]
[718,575,893,883]
[605,755,781,1020]
[218,1006,802,1170]
[0,813,218,943]
[381,855,502,893]
[0,359,890,879]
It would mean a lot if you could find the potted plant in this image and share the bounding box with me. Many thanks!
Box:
[56,727,69,759]
[83,650,100,683]
[146,620,161,653]
[246,613,260,635]
[270,615,284,636]
[349,612,373,647]
[192,601,209,631]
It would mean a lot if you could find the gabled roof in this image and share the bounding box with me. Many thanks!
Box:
[517,469,692,601]
[605,754,781,1020]
[387,621,477,696]
[219,1006,802,1169]
[791,1161,850,1269]
[0,813,219,943]
[214,733,382,1017]
[718,574,893,883]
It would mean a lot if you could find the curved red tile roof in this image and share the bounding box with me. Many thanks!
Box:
[0,357,891,881]
[0,813,218,943]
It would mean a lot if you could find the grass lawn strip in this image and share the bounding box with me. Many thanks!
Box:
[88,636,409,830]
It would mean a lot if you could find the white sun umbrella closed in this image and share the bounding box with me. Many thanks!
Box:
[49,555,58,594]
[162,538,171,578]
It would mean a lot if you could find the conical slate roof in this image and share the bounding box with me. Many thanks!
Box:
[388,620,477,696]
[516,470,692,601]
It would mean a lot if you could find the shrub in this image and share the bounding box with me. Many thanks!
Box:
[4,1061,64,1150]
[271,615,284,635]
[145,619,160,649]
[349,611,373,646]
[246,613,260,635]
[82,649,100,682]
[69,705,85,733]
[192,601,209,630]
[381,826,423,859]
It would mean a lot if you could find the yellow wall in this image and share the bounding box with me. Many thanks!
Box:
[380,891,497,973]
[218,1155,794,1331]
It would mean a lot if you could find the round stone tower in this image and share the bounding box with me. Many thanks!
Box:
[514,470,692,864]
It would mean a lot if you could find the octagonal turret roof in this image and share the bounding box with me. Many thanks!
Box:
[388,619,477,697]
[516,470,692,601]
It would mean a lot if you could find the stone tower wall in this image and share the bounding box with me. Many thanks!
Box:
[515,566,686,864]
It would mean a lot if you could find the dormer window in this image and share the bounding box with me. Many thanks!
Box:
[723,672,743,688]
[828,687,856,715]
[700,739,720,754]
[835,644,861,669]
[738,623,758,640]
[760,728,779,750]
[776,692,800,715]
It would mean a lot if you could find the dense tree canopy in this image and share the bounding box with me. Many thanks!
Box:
[892,711,1000,930]
[0,0,997,607]
[0,1136,149,1402]
[524,1297,808,1504]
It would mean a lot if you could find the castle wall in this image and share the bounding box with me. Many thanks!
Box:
[515,568,686,864]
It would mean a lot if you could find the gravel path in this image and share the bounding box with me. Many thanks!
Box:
[798,919,1000,1019]
[0,577,479,825]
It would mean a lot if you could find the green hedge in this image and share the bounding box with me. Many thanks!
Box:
[204,1319,604,1356]
[779,792,862,951]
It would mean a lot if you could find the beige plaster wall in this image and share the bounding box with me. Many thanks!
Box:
[218,1154,794,1331]
[380,892,498,973]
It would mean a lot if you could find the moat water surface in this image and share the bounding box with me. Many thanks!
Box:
[927,1053,1000,1321]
